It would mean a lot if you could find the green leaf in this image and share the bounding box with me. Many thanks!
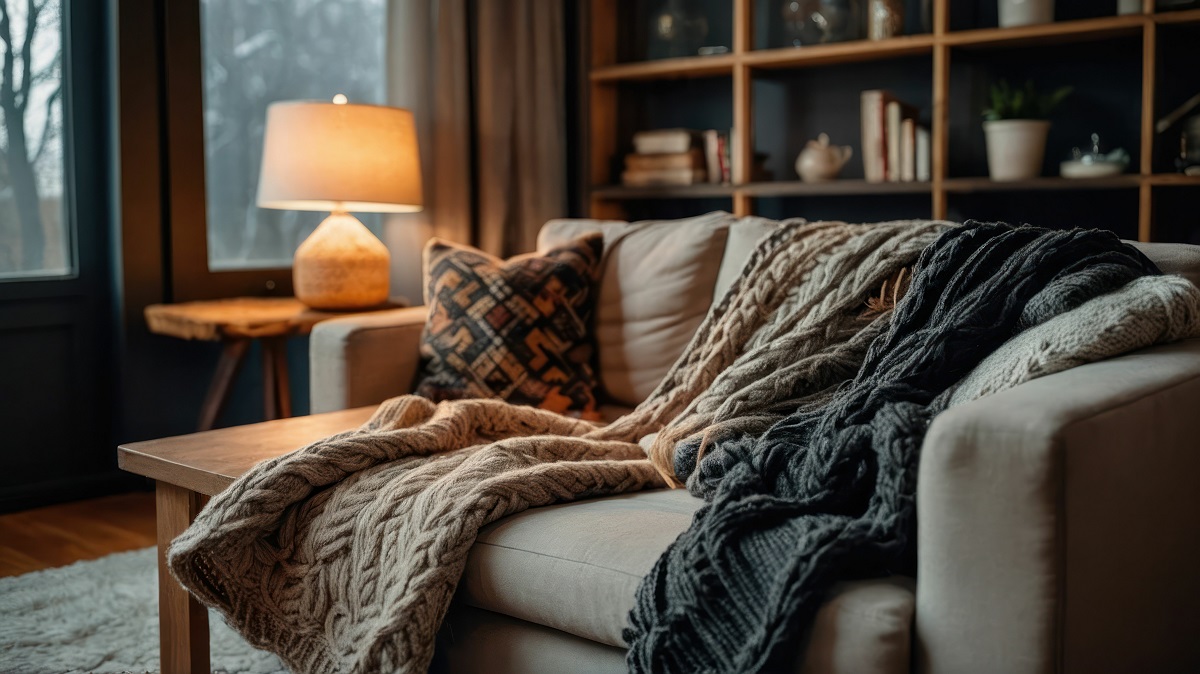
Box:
[982,78,1072,120]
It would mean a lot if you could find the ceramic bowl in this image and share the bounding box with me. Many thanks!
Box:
[1060,160,1124,179]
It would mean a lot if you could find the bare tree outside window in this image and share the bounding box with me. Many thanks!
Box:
[0,0,66,279]
[201,0,386,271]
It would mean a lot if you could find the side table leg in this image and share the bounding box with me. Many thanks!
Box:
[198,339,249,431]
[271,336,292,419]
[157,481,210,674]
[261,338,278,421]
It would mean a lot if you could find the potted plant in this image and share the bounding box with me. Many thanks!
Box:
[982,79,1072,181]
[998,0,1053,27]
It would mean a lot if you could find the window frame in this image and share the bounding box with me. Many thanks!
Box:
[0,0,103,301]
[161,0,293,301]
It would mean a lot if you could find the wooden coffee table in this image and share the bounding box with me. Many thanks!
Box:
[117,406,376,674]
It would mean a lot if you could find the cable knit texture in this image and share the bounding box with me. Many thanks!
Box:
[166,219,1200,674]
[623,222,1200,673]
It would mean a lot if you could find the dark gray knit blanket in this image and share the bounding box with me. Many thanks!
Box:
[624,222,1161,672]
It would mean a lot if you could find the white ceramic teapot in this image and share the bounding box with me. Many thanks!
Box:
[796,133,853,182]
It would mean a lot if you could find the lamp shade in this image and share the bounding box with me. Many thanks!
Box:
[256,101,423,213]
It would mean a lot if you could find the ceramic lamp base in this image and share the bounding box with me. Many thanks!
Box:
[293,212,390,310]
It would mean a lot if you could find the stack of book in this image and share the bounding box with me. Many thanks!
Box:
[860,90,931,184]
[621,129,731,187]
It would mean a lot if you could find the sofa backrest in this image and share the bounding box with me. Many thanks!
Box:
[538,211,736,407]
[540,212,1200,408]
[1130,241,1200,287]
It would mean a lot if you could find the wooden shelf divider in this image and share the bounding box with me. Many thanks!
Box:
[941,14,1146,48]
[1153,8,1200,24]
[742,34,935,69]
[1147,174,1200,186]
[738,180,932,197]
[943,175,1142,193]
[590,184,738,200]
[591,54,737,82]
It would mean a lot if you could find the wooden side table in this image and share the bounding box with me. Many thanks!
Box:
[118,407,375,674]
[145,297,397,430]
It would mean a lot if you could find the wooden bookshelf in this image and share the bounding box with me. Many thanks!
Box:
[583,0,1200,242]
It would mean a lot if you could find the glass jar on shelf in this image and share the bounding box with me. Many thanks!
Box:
[650,0,711,58]
[867,0,903,40]
[780,0,863,47]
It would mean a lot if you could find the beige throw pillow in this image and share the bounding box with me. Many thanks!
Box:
[538,211,735,407]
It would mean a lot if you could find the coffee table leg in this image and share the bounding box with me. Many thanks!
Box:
[157,481,210,674]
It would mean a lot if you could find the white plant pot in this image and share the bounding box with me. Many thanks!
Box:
[998,0,1053,27]
[984,119,1051,181]
[1117,0,1142,14]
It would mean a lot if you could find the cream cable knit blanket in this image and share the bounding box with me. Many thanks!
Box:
[169,219,945,673]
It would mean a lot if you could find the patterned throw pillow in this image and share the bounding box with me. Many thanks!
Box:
[414,235,605,416]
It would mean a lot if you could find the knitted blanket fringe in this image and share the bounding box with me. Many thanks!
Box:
[168,218,946,673]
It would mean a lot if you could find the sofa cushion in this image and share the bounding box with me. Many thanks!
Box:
[458,489,916,674]
[443,605,627,674]
[415,235,604,416]
[538,212,734,406]
[1129,241,1200,287]
[713,216,784,300]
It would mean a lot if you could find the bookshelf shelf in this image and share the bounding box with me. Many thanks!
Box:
[738,180,932,197]
[1147,173,1200,186]
[1153,8,1200,24]
[591,54,736,82]
[943,176,1142,192]
[942,14,1145,49]
[590,184,737,200]
[584,0,1199,242]
[743,35,936,70]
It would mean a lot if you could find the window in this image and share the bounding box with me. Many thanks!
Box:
[199,0,387,271]
[0,0,67,279]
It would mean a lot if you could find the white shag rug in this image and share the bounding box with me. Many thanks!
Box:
[0,547,286,674]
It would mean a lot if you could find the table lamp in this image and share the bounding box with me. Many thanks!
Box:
[256,96,423,310]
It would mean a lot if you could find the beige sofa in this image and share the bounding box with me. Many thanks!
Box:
[309,214,1200,674]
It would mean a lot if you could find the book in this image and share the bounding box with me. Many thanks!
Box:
[718,132,732,183]
[862,90,920,183]
[625,149,704,171]
[886,101,902,182]
[900,118,916,183]
[621,168,707,187]
[703,130,723,184]
[860,91,887,183]
[916,126,931,182]
[632,128,697,155]
[885,100,918,182]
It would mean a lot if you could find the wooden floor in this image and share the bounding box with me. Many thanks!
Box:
[0,491,157,578]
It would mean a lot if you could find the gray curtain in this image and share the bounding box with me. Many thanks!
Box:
[384,0,567,302]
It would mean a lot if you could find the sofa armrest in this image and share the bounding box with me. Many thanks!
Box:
[915,338,1200,674]
[309,306,429,413]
